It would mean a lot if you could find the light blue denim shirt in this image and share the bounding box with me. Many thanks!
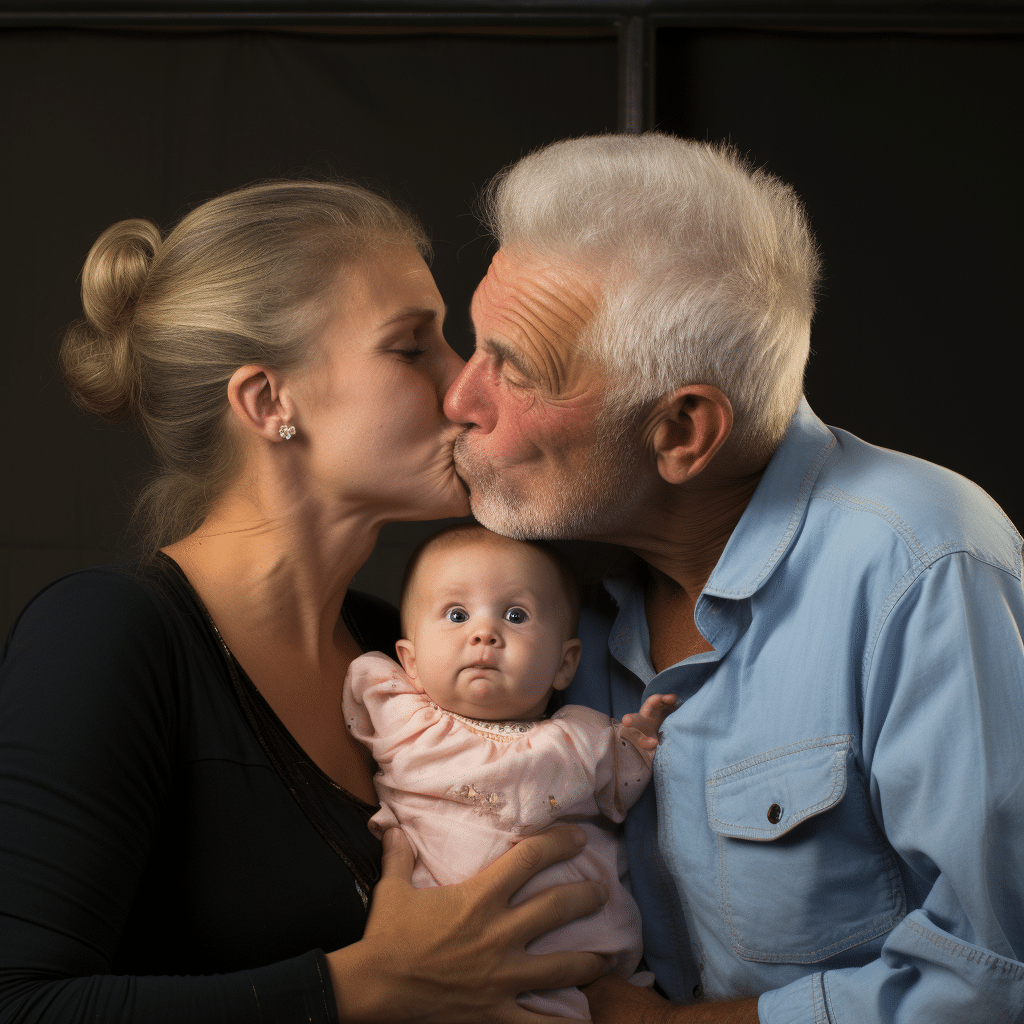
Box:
[568,400,1024,1023]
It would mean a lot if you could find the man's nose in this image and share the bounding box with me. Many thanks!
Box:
[444,351,495,431]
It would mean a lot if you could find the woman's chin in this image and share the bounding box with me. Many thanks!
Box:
[398,485,471,522]
[445,490,472,519]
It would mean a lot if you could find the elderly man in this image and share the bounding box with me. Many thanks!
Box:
[443,134,1024,1023]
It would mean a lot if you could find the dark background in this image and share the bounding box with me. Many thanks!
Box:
[2,4,1022,636]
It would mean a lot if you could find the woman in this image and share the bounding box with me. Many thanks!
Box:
[0,181,608,1022]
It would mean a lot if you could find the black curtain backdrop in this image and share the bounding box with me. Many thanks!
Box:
[2,20,1022,636]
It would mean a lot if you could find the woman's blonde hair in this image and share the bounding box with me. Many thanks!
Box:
[61,179,429,550]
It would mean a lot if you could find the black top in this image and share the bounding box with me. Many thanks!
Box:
[0,555,400,1024]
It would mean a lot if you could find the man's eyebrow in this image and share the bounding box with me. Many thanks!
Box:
[377,304,447,330]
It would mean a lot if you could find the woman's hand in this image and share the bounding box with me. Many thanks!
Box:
[327,825,611,1023]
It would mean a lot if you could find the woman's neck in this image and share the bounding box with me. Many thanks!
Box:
[163,484,384,800]
[164,485,382,666]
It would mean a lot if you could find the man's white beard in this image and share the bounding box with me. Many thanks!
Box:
[452,414,651,542]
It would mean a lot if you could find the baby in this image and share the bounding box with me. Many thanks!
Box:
[343,524,675,1020]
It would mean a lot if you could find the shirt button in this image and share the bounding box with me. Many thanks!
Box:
[767,803,783,824]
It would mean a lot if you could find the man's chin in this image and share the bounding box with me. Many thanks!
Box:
[469,491,577,542]
[450,456,527,535]
[452,445,611,540]
[466,499,524,539]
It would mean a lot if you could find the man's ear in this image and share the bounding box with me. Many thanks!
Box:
[394,639,425,693]
[227,364,295,441]
[649,384,733,485]
[552,638,583,691]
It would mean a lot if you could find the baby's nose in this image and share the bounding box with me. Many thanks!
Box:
[470,626,500,646]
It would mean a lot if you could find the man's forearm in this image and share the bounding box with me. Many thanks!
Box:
[585,976,760,1023]
[672,998,760,1024]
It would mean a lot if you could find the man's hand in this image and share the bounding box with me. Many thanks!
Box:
[621,693,677,750]
[585,976,760,1023]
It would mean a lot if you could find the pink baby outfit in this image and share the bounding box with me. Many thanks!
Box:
[343,650,655,1021]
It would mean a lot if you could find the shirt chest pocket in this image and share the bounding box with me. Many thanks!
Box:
[706,735,906,964]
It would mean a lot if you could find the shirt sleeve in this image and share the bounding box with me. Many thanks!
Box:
[758,550,1024,1023]
[342,650,424,758]
[0,570,338,1024]
[552,705,654,823]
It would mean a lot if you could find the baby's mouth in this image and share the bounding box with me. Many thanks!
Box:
[463,659,498,671]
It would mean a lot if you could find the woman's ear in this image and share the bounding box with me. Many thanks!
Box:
[649,384,733,485]
[552,638,583,691]
[227,364,296,441]
[394,639,425,693]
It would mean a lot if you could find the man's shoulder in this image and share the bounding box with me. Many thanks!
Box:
[812,426,1021,575]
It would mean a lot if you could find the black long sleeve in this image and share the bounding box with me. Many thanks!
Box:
[0,563,387,1023]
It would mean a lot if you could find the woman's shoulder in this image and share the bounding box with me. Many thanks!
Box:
[0,559,218,730]
[4,559,198,656]
[0,563,198,779]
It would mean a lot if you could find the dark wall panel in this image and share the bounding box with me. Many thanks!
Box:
[1,27,618,635]
[656,28,1024,530]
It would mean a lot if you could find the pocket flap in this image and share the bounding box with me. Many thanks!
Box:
[707,735,850,840]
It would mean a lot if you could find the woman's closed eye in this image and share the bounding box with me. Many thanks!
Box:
[394,345,427,361]
[504,607,528,624]
[445,607,469,623]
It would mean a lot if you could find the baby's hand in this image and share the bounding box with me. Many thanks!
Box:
[621,693,677,750]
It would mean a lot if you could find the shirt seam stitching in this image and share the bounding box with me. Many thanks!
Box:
[903,919,1024,976]
[862,549,1023,682]
[813,486,1022,579]
[707,734,849,781]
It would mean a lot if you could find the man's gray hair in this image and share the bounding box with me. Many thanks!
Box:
[480,133,821,459]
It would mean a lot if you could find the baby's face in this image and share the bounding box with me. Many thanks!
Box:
[395,536,580,721]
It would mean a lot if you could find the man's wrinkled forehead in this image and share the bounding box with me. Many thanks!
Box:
[470,250,602,352]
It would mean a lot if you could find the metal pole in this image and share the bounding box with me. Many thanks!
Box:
[617,13,649,133]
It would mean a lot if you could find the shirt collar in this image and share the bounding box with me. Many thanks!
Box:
[703,398,835,600]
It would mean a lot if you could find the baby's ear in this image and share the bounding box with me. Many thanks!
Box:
[394,639,425,693]
[552,638,583,691]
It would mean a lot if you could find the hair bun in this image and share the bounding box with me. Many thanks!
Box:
[60,218,162,421]
[81,219,161,334]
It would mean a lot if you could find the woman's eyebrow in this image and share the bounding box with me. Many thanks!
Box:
[378,305,447,331]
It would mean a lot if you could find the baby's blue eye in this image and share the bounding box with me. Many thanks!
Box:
[446,607,469,623]
[504,607,528,624]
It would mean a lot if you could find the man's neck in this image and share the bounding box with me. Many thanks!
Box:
[626,468,764,598]
[619,469,764,672]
